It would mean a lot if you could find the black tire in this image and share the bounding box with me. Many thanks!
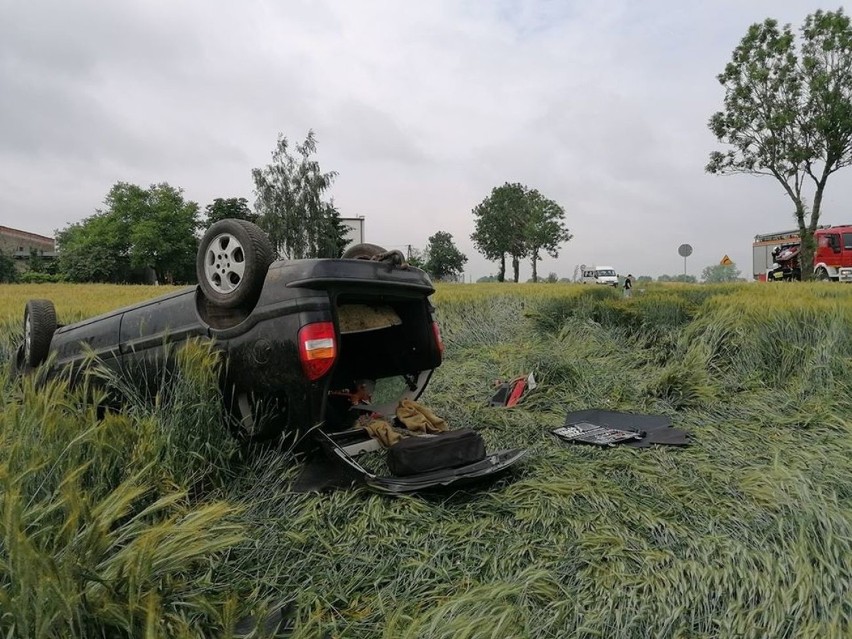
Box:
[236,219,276,262]
[815,267,829,281]
[196,219,274,309]
[23,299,57,368]
[9,343,25,378]
[342,243,387,259]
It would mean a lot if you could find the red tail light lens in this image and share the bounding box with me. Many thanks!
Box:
[432,320,444,355]
[298,322,337,381]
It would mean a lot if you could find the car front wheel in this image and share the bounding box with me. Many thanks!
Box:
[23,299,57,369]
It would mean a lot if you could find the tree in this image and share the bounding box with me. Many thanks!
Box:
[471,183,571,283]
[406,247,427,270]
[707,9,852,279]
[424,231,467,281]
[128,183,200,283]
[56,182,200,284]
[701,263,742,283]
[471,183,529,282]
[252,130,348,259]
[0,249,17,283]
[525,190,572,282]
[657,274,697,283]
[205,197,258,225]
[57,210,133,283]
[636,275,653,284]
[321,203,352,258]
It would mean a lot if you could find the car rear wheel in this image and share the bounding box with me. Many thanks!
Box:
[197,219,275,309]
[23,299,57,368]
[342,243,388,259]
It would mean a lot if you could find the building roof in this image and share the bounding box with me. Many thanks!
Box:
[0,225,55,244]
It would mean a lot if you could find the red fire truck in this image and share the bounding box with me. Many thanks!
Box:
[752,224,852,282]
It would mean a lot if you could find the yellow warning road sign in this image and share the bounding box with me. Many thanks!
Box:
[720,255,733,266]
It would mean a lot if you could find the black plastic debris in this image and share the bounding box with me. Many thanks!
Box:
[291,453,358,493]
[558,409,691,447]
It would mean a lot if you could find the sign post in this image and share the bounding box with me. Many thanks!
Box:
[678,244,693,276]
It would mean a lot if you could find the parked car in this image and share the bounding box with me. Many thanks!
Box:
[12,219,525,493]
[581,266,619,287]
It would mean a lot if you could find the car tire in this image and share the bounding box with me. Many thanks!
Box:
[9,343,25,378]
[815,267,829,281]
[23,299,57,368]
[197,219,275,309]
[342,243,387,259]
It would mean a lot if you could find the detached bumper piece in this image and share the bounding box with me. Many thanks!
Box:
[316,429,526,494]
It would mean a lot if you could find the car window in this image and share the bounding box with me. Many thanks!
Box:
[844,232,852,251]
[829,233,841,252]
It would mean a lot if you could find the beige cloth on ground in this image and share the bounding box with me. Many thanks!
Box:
[363,419,402,447]
[395,399,448,434]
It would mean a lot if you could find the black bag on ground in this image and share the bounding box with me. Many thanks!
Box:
[387,429,486,476]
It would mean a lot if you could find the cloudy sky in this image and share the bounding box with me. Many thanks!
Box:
[2,0,850,280]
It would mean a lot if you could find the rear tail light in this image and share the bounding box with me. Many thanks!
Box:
[298,321,337,381]
[432,320,444,356]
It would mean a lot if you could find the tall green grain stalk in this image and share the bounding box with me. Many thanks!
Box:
[0,343,260,638]
[0,281,850,637]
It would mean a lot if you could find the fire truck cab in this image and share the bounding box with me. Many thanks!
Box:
[752,225,852,282]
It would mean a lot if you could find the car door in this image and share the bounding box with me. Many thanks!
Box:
[119,288,208,390]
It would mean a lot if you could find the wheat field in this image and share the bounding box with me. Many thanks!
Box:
[1,281,850,638]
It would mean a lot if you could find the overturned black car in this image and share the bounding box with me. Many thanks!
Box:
[13,219,525,493]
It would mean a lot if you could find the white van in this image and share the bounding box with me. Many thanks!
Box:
[581,266,618,287]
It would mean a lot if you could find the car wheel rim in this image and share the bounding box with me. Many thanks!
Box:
[204,233,246,294]
[24,315,31,357]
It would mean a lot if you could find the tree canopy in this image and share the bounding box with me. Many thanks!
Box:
[471,183,571,282]
[205,197,258,226]
[424,231,467,282]
[0,249,17,283]
[707,8,852,279]
[525,190,573,282]
[701,263,742,283]
[252,131,348,259]
[657,274,698,283]
[56,182,199,283]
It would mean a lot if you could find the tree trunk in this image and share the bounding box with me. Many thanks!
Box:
[498,254,506,282]
[795,200,815,281]
[530,249,539,282]
[800,181,827,281]
[512,255,520,283]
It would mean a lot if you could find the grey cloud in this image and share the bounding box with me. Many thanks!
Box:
[2,0,851,281]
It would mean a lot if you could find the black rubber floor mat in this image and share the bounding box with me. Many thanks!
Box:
[561,409,690,447]
[290,454,357,492]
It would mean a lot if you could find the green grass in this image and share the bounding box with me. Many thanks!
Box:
[1,282,850,637]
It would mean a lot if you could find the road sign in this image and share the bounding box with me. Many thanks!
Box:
[678,244,693,257]
[720,255,733,266]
